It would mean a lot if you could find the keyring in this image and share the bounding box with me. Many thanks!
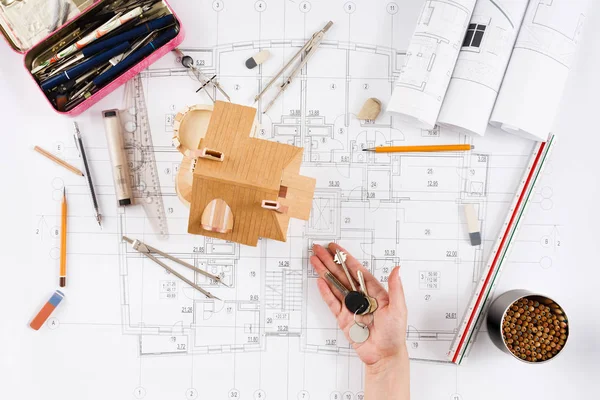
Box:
[354,311,374,327]
[350,311,372,343]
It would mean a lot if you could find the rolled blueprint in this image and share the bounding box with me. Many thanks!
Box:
[489,0,590,141]
[387,0,477,129]
[437,0,530,136]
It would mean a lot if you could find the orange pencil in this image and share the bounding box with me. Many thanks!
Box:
[60,188,67,287]
[363,144,473,153]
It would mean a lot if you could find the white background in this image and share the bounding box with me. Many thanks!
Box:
[0,1,599,399]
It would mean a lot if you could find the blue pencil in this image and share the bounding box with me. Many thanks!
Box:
[41,42,130,91]
[82,15,176,57]
[93,27,179,87]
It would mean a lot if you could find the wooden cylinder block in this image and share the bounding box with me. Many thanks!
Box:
[357,98,382,121]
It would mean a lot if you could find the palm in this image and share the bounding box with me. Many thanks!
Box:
[310,243,408,366]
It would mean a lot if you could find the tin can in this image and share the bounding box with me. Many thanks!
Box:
[0,0,184,115]
[487,289,569,363]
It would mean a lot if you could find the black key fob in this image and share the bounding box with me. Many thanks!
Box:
[345,291,370,314]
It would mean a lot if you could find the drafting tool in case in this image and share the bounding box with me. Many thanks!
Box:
[120,74,168,239]
[448,133,556,364]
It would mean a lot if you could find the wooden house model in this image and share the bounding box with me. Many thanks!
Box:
[187,101,316,246]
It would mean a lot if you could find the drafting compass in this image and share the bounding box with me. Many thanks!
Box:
[123,236,228,299]
[254,21,333,113]
[173,48,231,102]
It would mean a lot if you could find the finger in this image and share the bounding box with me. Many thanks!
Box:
[313,244,355,293]
[316,278,342,317]
[310,254,345,302]
[388,266,408,314]
[327,243,388,300]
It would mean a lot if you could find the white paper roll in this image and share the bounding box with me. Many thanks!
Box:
[387,0,477,129]
[437,0,529,136]
[489,0,590,141]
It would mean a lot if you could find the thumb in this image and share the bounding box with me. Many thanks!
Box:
[388,266,407,313]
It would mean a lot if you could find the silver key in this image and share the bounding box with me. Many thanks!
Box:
[324,271,349,296]
[334,249,357,291]
[357,271,368,296]
[333,250,347,265]
[357,270,378,314]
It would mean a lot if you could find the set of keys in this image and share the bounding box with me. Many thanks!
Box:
[325,250,378,343]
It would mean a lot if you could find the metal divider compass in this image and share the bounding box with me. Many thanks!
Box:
[254,21,333,113]
[123,236,229,299]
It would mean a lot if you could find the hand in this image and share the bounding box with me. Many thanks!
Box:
[310,243,408,366]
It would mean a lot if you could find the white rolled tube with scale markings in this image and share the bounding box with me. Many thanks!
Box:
[102,109,132,206]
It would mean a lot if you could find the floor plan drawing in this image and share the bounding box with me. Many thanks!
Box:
[24,1,568,398]
[438,0,530,136]
[386,0,590,141]
[387,0,477,129]
[490,0,590,140]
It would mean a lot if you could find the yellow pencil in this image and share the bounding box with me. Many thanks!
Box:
[60,188,68,288]
[34,146,84,176]
[363,144,473,153]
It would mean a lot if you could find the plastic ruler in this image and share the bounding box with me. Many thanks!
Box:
[448,133,556,364]
[119,74,169,239]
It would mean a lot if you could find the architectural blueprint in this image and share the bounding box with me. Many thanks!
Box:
[490,0,590,141]
[438,0,529,136]
[387,0,477,129]
[18,0,571,398]
[389,0,589,140]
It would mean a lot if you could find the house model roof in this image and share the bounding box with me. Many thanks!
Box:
[187,101,316,246]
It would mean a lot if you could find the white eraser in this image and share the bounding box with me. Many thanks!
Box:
[464,204,481,246]
[246,50,271,69]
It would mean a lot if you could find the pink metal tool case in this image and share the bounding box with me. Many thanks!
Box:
[0,0,184,115]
